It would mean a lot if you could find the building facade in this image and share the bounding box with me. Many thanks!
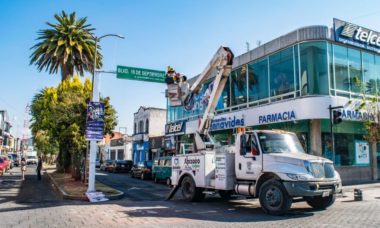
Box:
[0,110,12,154]
[132,107,166,164]
[166,19,380,184]
[108,135,133,161]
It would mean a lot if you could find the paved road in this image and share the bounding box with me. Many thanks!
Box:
[1,166,380,227]
[96,169,173,201]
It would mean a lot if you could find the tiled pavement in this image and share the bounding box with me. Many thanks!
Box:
[1,167,380,228]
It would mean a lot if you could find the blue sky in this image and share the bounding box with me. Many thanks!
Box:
[1,0,380,137]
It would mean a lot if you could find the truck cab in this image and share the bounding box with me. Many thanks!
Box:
[171,129,342,215]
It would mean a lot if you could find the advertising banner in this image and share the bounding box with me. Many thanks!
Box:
[334,18,380,53]
[86,102,105,141]
[354,140,370,165]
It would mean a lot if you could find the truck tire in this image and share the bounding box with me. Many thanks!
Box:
[259,179,292,215]
[166,178,171,186]
[181,176,205,202]
[305,194,336,210]
[219,190,234,199]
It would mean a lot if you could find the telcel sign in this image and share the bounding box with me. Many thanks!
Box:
[334,18,380,53]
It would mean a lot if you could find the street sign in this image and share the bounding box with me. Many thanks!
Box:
[116,65,166,83]
[86,102,105,141]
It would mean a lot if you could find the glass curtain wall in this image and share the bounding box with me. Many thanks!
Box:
[247,58,269,102]
[269,47,295,97]
[299,42,329,95]
[230,66,247,106]
[333,45,350,92]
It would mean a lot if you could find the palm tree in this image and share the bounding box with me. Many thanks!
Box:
[30,11,102,81]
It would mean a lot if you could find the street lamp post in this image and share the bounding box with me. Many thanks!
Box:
[87,34,124,193]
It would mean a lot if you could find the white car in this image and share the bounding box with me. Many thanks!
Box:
[26,155,38,165]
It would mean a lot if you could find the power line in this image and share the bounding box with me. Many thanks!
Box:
[349,10,380,21]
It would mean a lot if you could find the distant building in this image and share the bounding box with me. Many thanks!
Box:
[132,106,166,164]
[109,134,132,160]
[0,110,12,154]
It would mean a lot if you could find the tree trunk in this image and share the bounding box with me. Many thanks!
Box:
[61,64,74,81]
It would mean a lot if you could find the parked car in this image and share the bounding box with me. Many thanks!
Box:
[152,156,172,185]
[108,160,133,173]
[7,155,14,169]
[96,159,101,168]
[131,161,153,180]
[100,160,114,171]
[0,156,11,170]
[0,158,6,175]
[9,153,19,167]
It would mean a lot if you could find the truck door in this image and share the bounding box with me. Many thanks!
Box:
[235,133,262,180]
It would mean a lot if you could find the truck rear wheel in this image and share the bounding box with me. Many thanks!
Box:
[181,176,205,202]
[259,180,292,215]
[305,194,336,210]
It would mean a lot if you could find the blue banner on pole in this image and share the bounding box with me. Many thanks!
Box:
[86,102,105,141]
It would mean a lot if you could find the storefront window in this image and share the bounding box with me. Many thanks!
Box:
[322,133,367,166]
[230,66,247,106]
[362,52,377,95]
[269,47,295,96]
[348,48,362,93]
[321,120,368,166]
[248,58,269,102]
[375,56,380,96]
[333,45,349,91]
[299,41,329,95]
[216,76,231,110]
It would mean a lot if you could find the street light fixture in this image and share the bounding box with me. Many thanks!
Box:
[87,33,124,193]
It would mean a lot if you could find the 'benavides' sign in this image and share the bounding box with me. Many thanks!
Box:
[334,18,380,53]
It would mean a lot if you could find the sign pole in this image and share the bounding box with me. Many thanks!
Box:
[87,71,100,193]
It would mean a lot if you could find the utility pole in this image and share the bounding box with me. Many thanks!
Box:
[87,34,124,193]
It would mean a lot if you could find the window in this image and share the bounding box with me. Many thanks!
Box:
[117,149,124,160]
[362,52,377,95]
[145,119,149,133]
[299,41,329,95]
[269,47,295,96]
[333,45,349,91]
[230,66,247,106]
[248,58,269,102]
[138,121,144,133]
[216,76,231,110]
[110,150,116,160]
[134,123,137,134]
[348,48,362,93]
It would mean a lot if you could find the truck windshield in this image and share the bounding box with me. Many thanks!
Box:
[257,132,305,154]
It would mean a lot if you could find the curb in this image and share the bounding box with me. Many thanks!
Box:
[46,171,124,201]
[46,171,87,201]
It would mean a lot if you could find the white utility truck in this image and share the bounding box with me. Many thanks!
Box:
[165,47,342,215]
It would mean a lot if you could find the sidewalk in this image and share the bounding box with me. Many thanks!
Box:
[342,181,380,192]
[45,167,124,201]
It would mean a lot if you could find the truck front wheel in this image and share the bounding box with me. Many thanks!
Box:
[305,194,336,210]
[259,180,292,215]
[181,176,205,202]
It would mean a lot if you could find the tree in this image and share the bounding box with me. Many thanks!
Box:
[30,76,117,179]
[30,11,102,81]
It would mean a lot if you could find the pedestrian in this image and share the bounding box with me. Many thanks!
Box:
[20,157,26,181]
[37,156,42,181]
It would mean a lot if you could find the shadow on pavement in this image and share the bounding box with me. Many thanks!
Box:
[1,167,316,224]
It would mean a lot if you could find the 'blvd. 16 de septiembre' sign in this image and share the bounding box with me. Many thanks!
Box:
[116,65,166,83]
[86,102,105,141]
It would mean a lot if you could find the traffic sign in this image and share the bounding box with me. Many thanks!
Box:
[116,65,166,83]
